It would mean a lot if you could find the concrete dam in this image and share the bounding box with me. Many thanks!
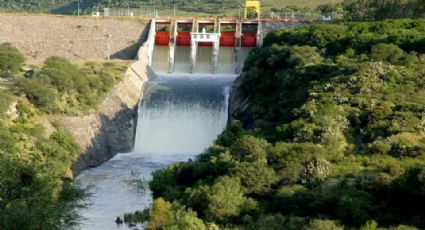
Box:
[76,18,304,229]
[149,18,263,74]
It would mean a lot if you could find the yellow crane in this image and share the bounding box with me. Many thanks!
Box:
[244,0,261,19]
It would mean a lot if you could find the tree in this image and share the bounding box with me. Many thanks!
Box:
[163,205,206,230]
[148,198,172,230]
[289,45,323,67]
[234,161,277,194]
[206,176,245,221]
[230,135,269,162]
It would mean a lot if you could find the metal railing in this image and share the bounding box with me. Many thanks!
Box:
[191,33,220,42]
[91,7,333,22]
[260,12,327,21]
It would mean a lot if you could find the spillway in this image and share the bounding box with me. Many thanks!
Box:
[76,75,235,229]
[218,47,236,74]
[173,46,191,73]
[151,46,169,73]
[134,76,231,154]
[239,47,253,69]
[195,46,213,74]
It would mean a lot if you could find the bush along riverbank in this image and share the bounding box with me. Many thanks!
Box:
[136,19,425,229]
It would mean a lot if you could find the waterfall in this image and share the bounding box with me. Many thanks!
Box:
[133,75,232,157]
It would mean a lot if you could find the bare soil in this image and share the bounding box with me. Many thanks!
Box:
[0,14,147,64]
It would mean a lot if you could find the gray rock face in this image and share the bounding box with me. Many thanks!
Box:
[228,74,253,128]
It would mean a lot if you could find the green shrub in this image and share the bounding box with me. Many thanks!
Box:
[360,220,378,230]
[0,43,24,78]
[230,135,269,162]
[16,78,58,112]
[0,90,12,117]
[206,176,245,221]
[233,161,277,194]
[164,205,206,230]
[148,198,172,230]
[371,43,405,64]
[303,219,343,230]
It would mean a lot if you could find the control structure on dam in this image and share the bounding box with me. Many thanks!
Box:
[147,18,263,74]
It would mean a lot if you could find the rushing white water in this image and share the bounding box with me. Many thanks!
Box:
[76,74,235,230]
[134,76,231,155]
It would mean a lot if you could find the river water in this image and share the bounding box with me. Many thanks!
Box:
[76,75,235,229]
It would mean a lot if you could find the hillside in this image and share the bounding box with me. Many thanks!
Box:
[0,15,147,64]
[0,0,339,15]
[143,19,425,229]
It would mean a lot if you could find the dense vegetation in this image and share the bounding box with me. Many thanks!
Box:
[0,43,127,229]
[0,90,86,229]
[341,0,425,21]
[16,57,127,115]
[145,19,425,229]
